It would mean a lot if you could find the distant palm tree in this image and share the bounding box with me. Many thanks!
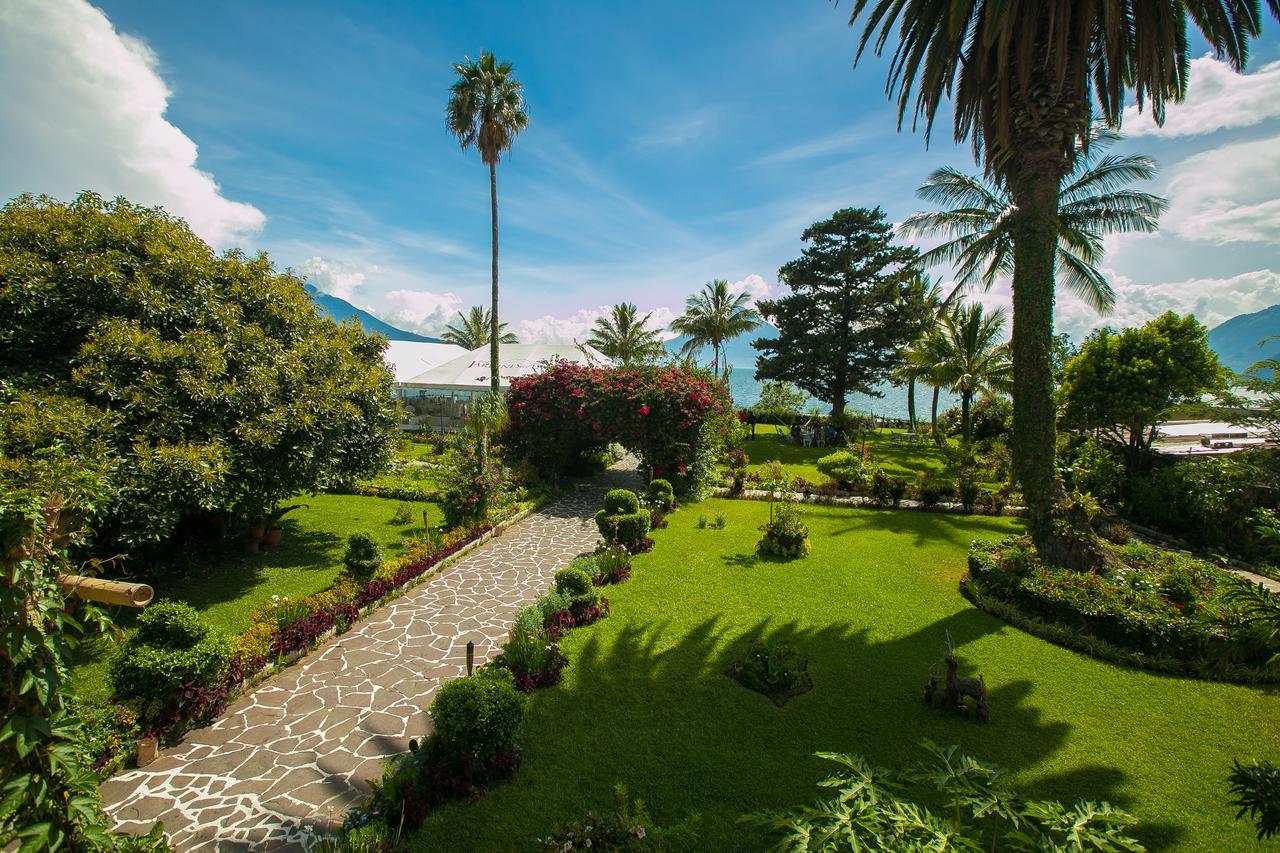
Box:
[894,273,945,432]
[900,130,1165,314]
[669,279,762,381]
[587,303,666,364]
[441,306,518,350]
[446,52,528,392]
[910,303,1012,443]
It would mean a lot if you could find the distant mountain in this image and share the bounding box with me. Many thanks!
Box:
[1209,304,1279,375]
[304,284,443,343]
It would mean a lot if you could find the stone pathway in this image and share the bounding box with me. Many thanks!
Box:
[102,464,640,850]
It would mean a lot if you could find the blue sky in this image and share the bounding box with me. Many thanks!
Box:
[2,0,1279,344]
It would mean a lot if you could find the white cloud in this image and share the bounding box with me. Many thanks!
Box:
[516,305,678,345]
[634,109,719,148]
[297,256,370,301]
[0,0,265,248]
[1122,55,1280,138]
[725,274,775,304]
[381,289,465,337]
[1163,135,1280,244]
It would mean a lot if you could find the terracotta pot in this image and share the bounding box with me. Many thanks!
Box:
[136,736,158,767]
[263,526,283,548]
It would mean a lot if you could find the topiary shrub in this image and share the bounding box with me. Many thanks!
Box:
[133,600,211,648]
[815,450,868,489]
[429,669,524,766]
[109,603,230,709]
[596,490,652,552]
[554,566,595,598]
[646,478,675,510]
[603,489,641,515]
[729,638,812,706]
[344,532,383,580]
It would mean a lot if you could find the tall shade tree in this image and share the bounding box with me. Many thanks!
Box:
[441,305,518,350]
[670,279,762,381]
[893,273,946,432]
[587,303,667,365]
[915,303,1013,443]
[755,208,922,419]
[847,0,1278,552]
[901,130,1166,314]
[446,51,528,392]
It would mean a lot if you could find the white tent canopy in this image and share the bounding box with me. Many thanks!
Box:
[400,343,611,392]
[383,341,467,384]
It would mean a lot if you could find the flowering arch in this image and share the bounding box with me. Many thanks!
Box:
[504,361,732,493]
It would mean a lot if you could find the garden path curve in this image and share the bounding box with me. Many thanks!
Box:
[101,462,642,851]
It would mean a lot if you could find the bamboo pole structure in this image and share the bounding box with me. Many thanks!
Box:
[57,575,154,608]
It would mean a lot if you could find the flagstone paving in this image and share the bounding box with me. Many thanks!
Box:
[102,463,641,851]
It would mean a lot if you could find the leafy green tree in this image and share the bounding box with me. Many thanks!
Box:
[587,303,667,364]
[846,0,1278,549]
[911,303,1012,443]
[1238,337,1280,443]
[754,208,921,419]
[670,279,762,381]
[441,306,518,350]
[446,52,529,392]
[901,130,1165,314]
[1060,312,1226,470]
[0,193,399,555]
[751,381,807,424]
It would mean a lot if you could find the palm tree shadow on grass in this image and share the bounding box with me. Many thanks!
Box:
[454,608,1167,850]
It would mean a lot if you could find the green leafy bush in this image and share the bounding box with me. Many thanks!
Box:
[815,450,868,488]
[603,489,641,515]
[554,567,595,598]
[390,502,416,524]
[429,669,524,765]
[343,532,383,580]
[1229,758,1280,841]
[596,489,652,552]
[956,471,981,512]
[915,478,950,507]
[1069,436,1126,508]
[133,601,211,648]
[728,639,812,706]
[746,743,1145,851]
[868,469,907,507]
[68,699,140,777]
[539,784,686,850]
[646,479,674,510]
[757,500,810,559]
[110,635,232,707]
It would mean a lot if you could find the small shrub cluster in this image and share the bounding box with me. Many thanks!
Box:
[68,698,140,776]
[585,546,633,586]
[868,469,908,507]
[360,669,525,833]
[343,533,383,582]
[491,607,568,693]
[539,785,688,850]
[728,639,812,706]
[595,488,652,553]
[757,499,810,558]
[815,450,869,489]
[697,513,728,530]
[965,536,1279,682]
[109,602,232,721]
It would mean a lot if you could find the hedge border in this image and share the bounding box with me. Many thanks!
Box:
[712,487,1026,517]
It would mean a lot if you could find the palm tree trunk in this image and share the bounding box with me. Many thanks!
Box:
[1007,168,1064,546]
[489,159,500,394]
[961,390,972,443]
[906,376,917,432]
[930,385,941,443]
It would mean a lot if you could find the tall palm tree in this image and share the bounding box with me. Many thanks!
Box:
[919,303,1012,443]
[587,303,667,365]
[669,279,762,381]
[441,306,518,350]
[846,0,1277,549]
[894,273,945,432]
[446,52,528,392]
[901,130,1166,314]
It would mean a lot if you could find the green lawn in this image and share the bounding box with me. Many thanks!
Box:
[70,493,437,701]
[411,498,1277,851]
[737,423,953,483]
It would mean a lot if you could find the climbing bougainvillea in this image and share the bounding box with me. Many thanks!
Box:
[504,361,732,494]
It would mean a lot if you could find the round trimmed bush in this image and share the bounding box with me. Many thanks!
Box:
[602,489,640,515]
[133,600,211,648]
[594,507,652,552]
[646,478,674,508]
[429,669,524,765]
[344,532,383,580]
[110,635,232,705]
[553,567,594,598]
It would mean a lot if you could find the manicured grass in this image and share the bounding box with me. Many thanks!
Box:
[737,423,953,483]
[70,493,437,701]
[411,499,1277,851]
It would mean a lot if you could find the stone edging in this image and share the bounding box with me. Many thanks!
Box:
[711,487,1026,517]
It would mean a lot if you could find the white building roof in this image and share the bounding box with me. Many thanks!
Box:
[383,341,468,383]
[400,343,611,391]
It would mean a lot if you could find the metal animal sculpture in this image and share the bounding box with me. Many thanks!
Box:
[944,652,989,723]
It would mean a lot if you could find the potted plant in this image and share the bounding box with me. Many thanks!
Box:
[261,503,307,548]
